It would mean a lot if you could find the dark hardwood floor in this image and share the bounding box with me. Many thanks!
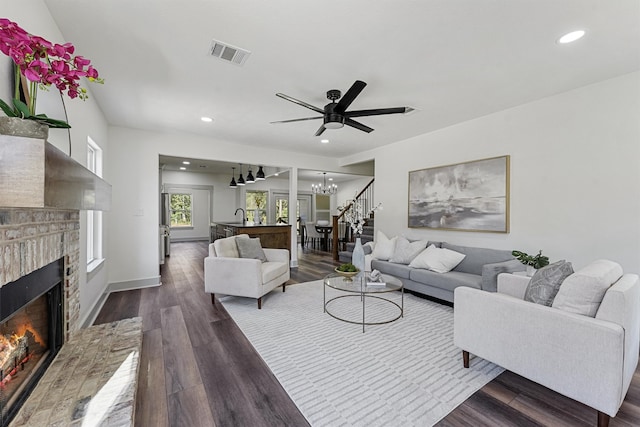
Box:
[94,242,640,427]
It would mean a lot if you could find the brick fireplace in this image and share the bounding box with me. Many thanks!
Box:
[0,208,81,341]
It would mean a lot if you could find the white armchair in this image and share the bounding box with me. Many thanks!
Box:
[454,263,640,427]
[204,234,290,309]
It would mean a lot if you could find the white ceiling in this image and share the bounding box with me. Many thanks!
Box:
[44,1,639,158]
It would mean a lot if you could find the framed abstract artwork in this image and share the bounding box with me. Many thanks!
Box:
[408,155,510,233]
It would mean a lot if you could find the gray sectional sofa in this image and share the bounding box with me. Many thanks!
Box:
[370,242,525,303]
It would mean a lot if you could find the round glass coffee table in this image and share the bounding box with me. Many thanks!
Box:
[323,272,403,333]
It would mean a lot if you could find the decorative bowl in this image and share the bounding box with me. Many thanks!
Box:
[334,267,360,277]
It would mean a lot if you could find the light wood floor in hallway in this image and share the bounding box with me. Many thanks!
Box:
[95,242,640,427]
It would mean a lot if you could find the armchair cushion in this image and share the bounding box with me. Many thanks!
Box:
[553,259,623,317]
[523,260,573,306]
[237,237,267,262]
[262,261,289,283]
[213,234,249,258]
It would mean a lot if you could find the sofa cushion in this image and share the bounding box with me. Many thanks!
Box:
[410,268,482,292]
[371,259,412,279]
[389,237,428,264]
[213,234,250,258]
[236,237,267,262]
[371,231,396,260]
[524,260,574,306]
[262,261,288,284]
[441,243,514,275]
[552,259,623,317]
[409,245,465,273]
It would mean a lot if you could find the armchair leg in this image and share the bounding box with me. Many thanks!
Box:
[257,297,262,309]
[282,283,286,292]
[462,350,470,368]
[597,411,610,427]
[211,294,215,305]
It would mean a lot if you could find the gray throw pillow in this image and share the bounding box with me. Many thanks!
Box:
[236,237,267,262]
[524,260,574,306]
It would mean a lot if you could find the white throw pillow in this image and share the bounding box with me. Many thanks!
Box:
[409,245,466,273]
[389,237,428,265]
[371,231,396,261]
[213,234,249,258]
[552,259,623,317]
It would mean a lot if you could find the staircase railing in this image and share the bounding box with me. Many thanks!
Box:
[332,178,375,260]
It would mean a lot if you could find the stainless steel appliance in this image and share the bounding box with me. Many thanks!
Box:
[160,193,171,263]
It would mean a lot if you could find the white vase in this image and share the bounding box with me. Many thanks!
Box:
[254,209,261,224]
[352,237,365,273]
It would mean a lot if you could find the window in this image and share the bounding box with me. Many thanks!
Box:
[246,190,268,224]
[170,193,193,227]
[87,137,103,268]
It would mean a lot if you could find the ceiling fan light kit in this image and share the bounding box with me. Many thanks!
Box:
[271,80,412,136]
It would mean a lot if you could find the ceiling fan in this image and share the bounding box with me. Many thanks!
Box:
[271,80,413,136]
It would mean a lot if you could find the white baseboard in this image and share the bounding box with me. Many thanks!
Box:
[107,276,161,293]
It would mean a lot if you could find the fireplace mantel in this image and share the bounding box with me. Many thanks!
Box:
[0,135,111,210]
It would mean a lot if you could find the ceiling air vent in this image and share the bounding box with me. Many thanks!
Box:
[209,40,251,66]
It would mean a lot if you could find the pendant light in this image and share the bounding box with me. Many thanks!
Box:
[312,172,338,194]
[229,167,237,188]
[256,166,266,180]
[237,163,246,186]
[246,166,256,183]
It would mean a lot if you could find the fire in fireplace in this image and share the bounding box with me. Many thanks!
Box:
[0,259,64,427]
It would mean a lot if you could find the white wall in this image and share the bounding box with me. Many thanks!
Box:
[2,2,111,325]
[352,72,640,274]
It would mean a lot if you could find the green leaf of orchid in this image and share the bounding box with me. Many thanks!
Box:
[0,99,19,117]
[12,99,32,118]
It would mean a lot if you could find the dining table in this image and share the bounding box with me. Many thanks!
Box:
[315,225,333,252]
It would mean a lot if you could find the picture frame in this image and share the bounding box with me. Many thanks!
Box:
[408,155,510,233]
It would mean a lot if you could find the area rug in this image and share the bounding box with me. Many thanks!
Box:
[220,281,503,426]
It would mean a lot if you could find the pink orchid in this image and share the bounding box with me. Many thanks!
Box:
[0,18,103,119]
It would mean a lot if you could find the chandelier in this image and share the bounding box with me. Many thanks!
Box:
[312,172,337,195]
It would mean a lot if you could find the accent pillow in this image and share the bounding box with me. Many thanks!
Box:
[408,245,466,273]
[552,259,622,317]
[371,231,396,261]
[236,237,267,262]
[523,260,574,306]
[389,237,428,265]
[213,234,249,258]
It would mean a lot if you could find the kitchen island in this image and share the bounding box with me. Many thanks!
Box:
[211,222,292,255]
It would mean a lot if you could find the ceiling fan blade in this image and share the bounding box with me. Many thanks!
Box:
[335,80,367,113]
[345,107,410,118]
[276,93,324,114]
[314,124,326,136]
[270,116,322,124]
[345,118,374,133]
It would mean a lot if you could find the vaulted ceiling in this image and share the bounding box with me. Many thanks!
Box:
[44,0,640,158]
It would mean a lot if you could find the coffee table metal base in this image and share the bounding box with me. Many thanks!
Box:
[323,273,404,333]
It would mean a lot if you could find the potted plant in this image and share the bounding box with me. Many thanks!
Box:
[512,250,550,276]
[0,18,103,136]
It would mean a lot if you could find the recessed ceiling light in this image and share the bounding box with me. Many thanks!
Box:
[558,30,585,44]
[321,139,329,144]
[201,116,213,122]
[179,167,186,170]
[328,178,333,181]
[182,161,190,165]
[274,172,279,176]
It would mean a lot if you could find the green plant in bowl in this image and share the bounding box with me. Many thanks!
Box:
[335,263,359,276]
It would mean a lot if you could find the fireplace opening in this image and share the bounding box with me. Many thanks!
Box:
[0,259,64,427]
